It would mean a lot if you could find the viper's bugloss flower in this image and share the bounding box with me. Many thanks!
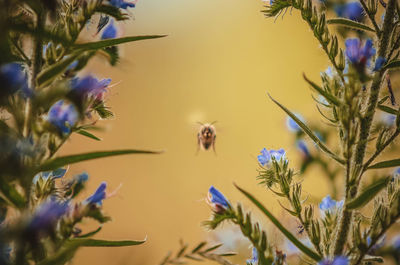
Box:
[109,0,136,9]
[345,38,375,67]
[76,172,89,183]
[296,140,310,158]
[373,57,386,71]
[28,200,69,232]
[70,75,111,101]
[85,182,107,205]
[381,112,396,127]
[0,62,30,98]
[47,100,78,134]
[286,114,304,132]
[257,148,286,166]
[319,195,343,212]
[33,168,66,184]
[207,186,230,213]
[392,235,400,250]
[246,248,258,265]
[101,19,117,39]
[335,2,364,21]
[318,256,349,265]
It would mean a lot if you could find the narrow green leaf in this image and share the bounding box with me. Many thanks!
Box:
[368,158,400,169]
[384,60,400,70]
[76,129,102,141]
[327,18,375,32]
[235,184,321,262]
[73,35,166,51]
[346,177,390,209]
[37,238,145,265]
[303,74,341,106]
[204,244,223,253]
[36,149,162,172]
[268,94,344,165]
[0,178,25,208]
[191,242,207,253]
[378,104,398,115]
[76,227,102,238]
[37,53,79,87]
[72,238,146,247]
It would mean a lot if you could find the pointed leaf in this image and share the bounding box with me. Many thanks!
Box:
[378,104,398,115]
[346,177,390,209]
[303,74,341,106]
[76,227,102,238]
[76,129,102,141]
[37,238,145,265]
[73,35,166,51]
[368,158,400,169]
[36,149,162,172]
[191,242,207,253]
[204,244,223,253]
[235,184,321,262]
[0,178,25,209]
[72,238,146,247]
[383,60,400,70]
[327,18,375,32]
[268,94,344,165]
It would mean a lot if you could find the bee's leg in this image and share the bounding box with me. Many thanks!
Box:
[212,135,217,155]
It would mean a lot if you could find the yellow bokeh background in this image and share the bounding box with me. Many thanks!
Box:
[61,0,334,264]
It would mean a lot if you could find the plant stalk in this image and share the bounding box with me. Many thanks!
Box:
[332,0,397,256]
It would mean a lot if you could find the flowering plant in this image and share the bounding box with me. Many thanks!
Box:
[0,0,165,264]
[165,0,400,265]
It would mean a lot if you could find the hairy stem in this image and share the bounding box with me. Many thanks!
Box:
[332,0,397,255]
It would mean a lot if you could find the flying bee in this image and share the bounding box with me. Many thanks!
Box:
[197,121,217,153]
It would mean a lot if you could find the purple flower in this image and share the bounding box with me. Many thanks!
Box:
[335,2,364,21]
[85,182,107,205]
[345,38,376,67]
[207,186,230,213]
[373,57,386,71]
[319,195,343,212]
[246,248,258,265]
[296,140,310,158]
[101,20,117,39]
[47,100,78,134]
[29,200,69,232]
[286,114,304,132]
[392,235,400,250]
[257,148,286,166]
[109,0,136,9]
[318,256,349,265]
[70,75,111,101]
[0,62,30,98]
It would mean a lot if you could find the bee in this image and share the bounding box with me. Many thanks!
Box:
[197,121,217,153]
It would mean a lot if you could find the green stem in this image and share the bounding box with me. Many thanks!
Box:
[332,0,397,255]
[358,0,381,37]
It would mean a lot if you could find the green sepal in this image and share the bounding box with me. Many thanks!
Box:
[327,18,375,32]
[76,129,102,141]
[378,104,398,115]
[94,5,129,21]
[76,227,102,238]
[346,177,391,209]
[235,184,322,262]
[303,74,341,106]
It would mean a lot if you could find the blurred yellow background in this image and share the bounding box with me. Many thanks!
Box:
[61,0,332,264]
